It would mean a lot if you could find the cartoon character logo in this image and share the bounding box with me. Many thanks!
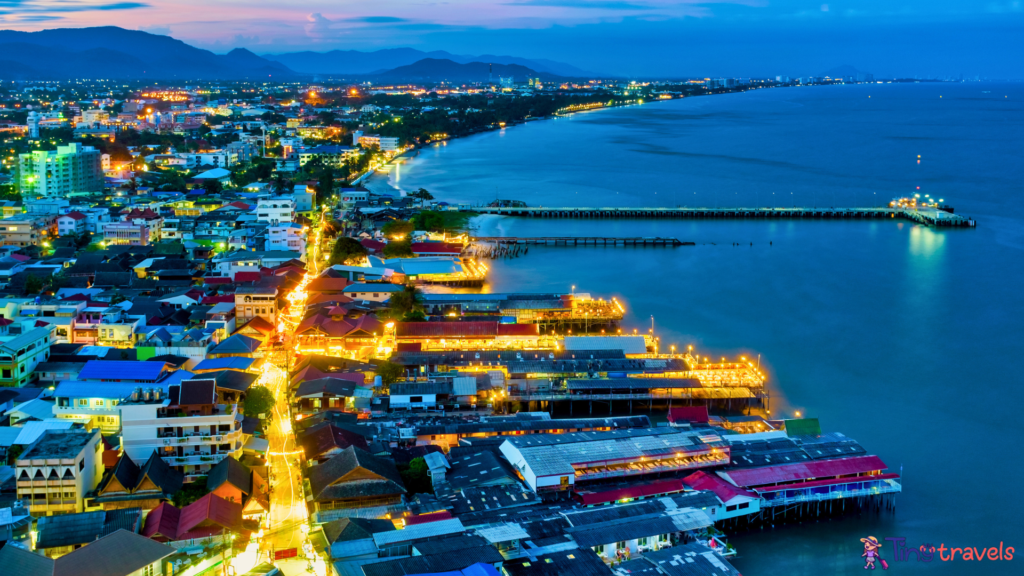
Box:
[861,536,889,570]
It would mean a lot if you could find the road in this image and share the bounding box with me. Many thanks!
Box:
[258,208,332,576]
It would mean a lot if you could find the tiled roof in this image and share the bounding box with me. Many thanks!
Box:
[52,529,175,576]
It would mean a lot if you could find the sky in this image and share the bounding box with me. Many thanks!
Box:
[0,1,1022,78]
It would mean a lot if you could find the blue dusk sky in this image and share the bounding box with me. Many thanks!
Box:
[0,0,1021,78]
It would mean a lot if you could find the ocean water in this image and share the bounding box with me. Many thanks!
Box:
[377,82,1024,574]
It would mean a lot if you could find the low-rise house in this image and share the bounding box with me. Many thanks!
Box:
[318,517,394,561]
[56,211,87,236]
[298,423,369,464]
[15,429,103,516]
[0,529,177,576]
[103,221,151,246]
[341,283,404,303]
[35,507,142,557]
[293,375,369,416]
[141,493,244,547]
[206,456,269,522]
[306,446,406,522]
[92,451,184,511]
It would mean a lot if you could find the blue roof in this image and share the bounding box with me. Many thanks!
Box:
[77,360,167,382]
[343,283,405,293]
[194,358,255,371]
[54,380,173,399]
[159,370,195,386]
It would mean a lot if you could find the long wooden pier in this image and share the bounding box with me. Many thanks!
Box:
[473,236,692,246]
[466,206,976,227]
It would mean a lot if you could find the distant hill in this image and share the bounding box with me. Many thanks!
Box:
[371,58,560,83]
[0,27,296,80]
[263,48,596,78]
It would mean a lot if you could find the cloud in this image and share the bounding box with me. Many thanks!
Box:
[0,1,147,16]
[304,12,334,40]
[504,0,658,9]
[348,16,410,23]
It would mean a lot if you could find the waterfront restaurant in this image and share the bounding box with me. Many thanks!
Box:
[499,428,730,495]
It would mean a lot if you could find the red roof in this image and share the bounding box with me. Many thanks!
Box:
[142,502,181,540]
[754,472,901,494]
[411,242,462,255]
[497,324,539,337]
[396,321,498,339]
[668,406,709,424]
[234,271,262,282]
[202,295,235,304]
[573,478,684,506]
[683,471,757,503]
[226,201,253,210]
[719,455,889,488]
[64,211,87,221]
[102,449,120,469]
[360,239,385,252]
[176,493,243,538]
[10,254,30,262]
[203,277,233,285]
[307,277,351,292]
[396,343,422,352]
[404,511,453,526]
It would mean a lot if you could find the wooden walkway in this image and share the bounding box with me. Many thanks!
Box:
[472,236,691,246]
[467,206,976,227]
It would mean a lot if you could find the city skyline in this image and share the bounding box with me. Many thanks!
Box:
[0,1,1022,78]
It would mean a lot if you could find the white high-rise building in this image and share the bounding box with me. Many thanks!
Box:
[18,143,103,198]
[26,111,39,138]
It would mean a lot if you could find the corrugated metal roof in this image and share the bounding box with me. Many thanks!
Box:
[718,455,889,488]
[396,321,498,338]
[54,380,172,399]
[371,517,465,547]
[476,523,530,543]
[563,336,647,354]
[194,357,255,371]
[452,377,477,396]
[78,360,166,382]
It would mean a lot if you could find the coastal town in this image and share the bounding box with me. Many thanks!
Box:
[0,77,905,576]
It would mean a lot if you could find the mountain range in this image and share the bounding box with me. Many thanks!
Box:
[262,48,595,77]
[0,27,589,81]
[0,27,293,80]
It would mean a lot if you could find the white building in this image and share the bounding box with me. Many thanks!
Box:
[18,143,104,197]
[56,211,87,236]
[119,380,244,480]
[266,222,307,258]
[184,151,231,169]
[256,196,295,225]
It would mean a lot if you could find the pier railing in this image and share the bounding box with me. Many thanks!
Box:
[760,479,902,508]
[467,206,975,227]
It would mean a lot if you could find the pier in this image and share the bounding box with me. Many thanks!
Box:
[467,206,976,227]
[473,236,692,246]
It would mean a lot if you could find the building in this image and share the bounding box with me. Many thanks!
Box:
[34,508,142,558]
[103,221,151,246]
[18,143,104,197]
[205,456,269,522]
[0,215,56,247]
[119,380,244,480]
[0,529,176,576]
[92,451,184,511]
[499,428,730,495]
[298,145,359,168]
[15,429,104,516]
[141,493,244,546]
[293,184,315,213]
[266,222,307,258]
[341,283,404,303]
[0,327,53,387]
[255,196,295,225]
[234,286,279,325]
[56,211,87,236]
[306,446,406,522]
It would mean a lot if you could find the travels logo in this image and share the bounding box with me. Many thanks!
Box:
[859,536,1015,569]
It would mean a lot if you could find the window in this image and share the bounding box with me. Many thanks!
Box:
[79,461,84,471]
[726,504,738,512]
[738,502,750,509]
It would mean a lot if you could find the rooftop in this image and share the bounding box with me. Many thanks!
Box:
[19,429,97,461]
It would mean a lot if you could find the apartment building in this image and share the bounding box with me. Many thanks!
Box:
[56,211,87,236]
[234,286,279,325]
[0,327,53,387]
[0,215,56,247]
[266,222,307,258]
[18,143,104,197]
[119,380,244,481]
[103,221,151,246]
[255,196,295,225]
[15,429,103,516]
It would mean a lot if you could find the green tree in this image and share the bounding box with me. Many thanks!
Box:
[398,457,434,496]
[242,385,276,419]
[203,179,223,194]
[23,274,44,295]
[385,284,421,318]
[382,239,414,258]
[329,237,368,266]
[411,211,445,232]
[375,361,404,389]
[172,476,210,507]
[380,220,414,239]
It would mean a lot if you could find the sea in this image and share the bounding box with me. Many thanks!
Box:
[367,82,1024,575]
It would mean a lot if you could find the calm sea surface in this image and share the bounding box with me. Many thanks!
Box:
[372,82,1024,574]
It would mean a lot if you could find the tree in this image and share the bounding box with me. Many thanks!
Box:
[380,220,414,239]
[172,476,210,507]
[382,239,414,258]
[203,179,223,194]
[329,237,368,266]
[411,188,434,206]
[385,284,421,319]
[375,361,403,389]
[398,457,433,497]
[316,166,335,207]
[242,385,276,420]
[23,274,44,295]
[411,211,445,232]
